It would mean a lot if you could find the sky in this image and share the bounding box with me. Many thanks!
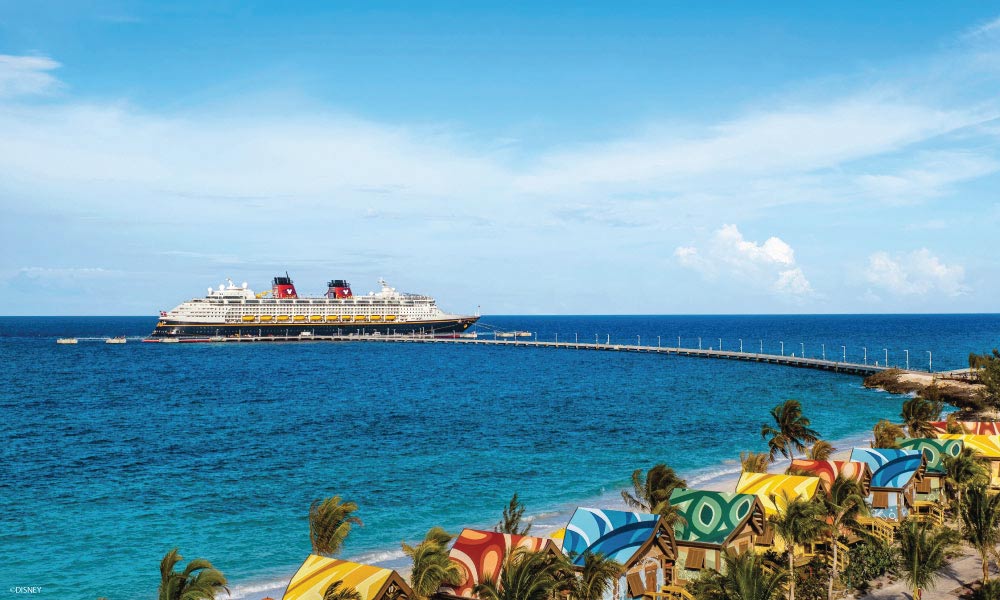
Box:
[2,2,1000,315]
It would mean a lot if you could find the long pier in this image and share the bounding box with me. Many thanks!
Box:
[139,333,896,376]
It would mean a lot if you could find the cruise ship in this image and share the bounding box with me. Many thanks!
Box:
[149,275,478,338]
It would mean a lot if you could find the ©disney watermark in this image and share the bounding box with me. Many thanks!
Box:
[8,588,43,595]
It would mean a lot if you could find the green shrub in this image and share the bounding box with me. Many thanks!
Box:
[973,580,1000,600]
[841,540,895,592]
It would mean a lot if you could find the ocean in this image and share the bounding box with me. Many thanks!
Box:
[1,314,998,600]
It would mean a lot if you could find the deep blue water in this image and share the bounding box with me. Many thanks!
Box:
[1,314,998,600]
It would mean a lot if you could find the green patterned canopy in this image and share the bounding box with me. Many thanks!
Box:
[669,488,764,547]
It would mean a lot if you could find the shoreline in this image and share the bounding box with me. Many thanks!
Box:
[226,429,878,600]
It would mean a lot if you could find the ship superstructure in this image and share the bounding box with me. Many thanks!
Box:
[150,275,478,338]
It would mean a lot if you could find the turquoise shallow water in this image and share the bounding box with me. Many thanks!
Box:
[1,314,998,600]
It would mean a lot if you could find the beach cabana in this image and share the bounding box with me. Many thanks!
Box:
[282,556,413,600]
[930,421,1000,435]
[938,434,1000,489]
[849,448,926,521]
[562,507,677,597]
[668,489,766,583]
[734,472,821,517]
[896,438,963,505]
[734,473,821,553]
[787,459,872,496]
[437,529,560,600]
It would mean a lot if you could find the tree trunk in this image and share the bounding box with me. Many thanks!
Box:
[984,549,990,583]
[829,538,838,600]
[788,549,795,600]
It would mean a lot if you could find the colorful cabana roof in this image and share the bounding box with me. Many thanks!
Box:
[562,507,675,567]
[787,459,873,496]
[849,448,925,490]
[896,438,964,474]
[938,434,1000,458]
[282,556,412,600]
[931,421,1000,435]
[440,529,557,599]
[669,488,765,548]
[734,472,821,516]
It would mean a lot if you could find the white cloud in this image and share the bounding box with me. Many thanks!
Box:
[963,15,1000,39]
[674,225,814,297]
[0,55,61,98]
[517,97,983,195]
[865,249,968,297]
[856,151,1000,203]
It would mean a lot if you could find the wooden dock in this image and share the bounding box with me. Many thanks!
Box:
[142,333,897,376]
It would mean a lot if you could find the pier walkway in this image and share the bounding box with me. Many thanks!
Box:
[145,333,896,376]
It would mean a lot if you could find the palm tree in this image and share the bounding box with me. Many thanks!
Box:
[472,548,565,600]
[770,496,825,600]
[896,520,958,600]
[693,549,788,600]
[570,552,622,600]
[961,485,1000,583]
[324,580,362,600]
[621,463,688,525]
[760,400,820,462]
[402,527,464,600]
[900,397,944,438]
[972,579,1000,600]
[158,548,229,600]
[309,496,362,557]
[807,440,835,461]
[740,451,770,474]
[822,476,869,600]
[944,447,989,518]
[495,493,531,535]
[870,420,904,449]
[740,451,771,474]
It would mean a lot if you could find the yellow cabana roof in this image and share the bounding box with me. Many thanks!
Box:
[938,434,1000,458]
[282,555,412,600]
[735,472,821,516]
[549,527,566,541]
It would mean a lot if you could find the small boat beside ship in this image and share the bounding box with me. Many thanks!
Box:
[496,331,532,339]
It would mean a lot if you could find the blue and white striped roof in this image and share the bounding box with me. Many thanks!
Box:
[849,448,925,490]
[562,507,661,566]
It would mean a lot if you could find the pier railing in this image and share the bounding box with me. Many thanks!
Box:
[138,333,899,376]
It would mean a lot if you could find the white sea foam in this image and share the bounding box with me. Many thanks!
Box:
[227,578,289,600]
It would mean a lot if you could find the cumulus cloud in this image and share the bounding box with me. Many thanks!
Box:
[865,249,968,297]
[674,225,814,297]
[0,55,61,98]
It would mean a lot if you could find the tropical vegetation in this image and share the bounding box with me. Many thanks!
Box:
[472,547,568,600]
[739,451,770,474]
[821,476,868,600]
[961,485,1000,583]
[944,447,989,519]
[900,396,944,438]
[620,463,688,526]
[570,552,622,600]
[895,520,959,600]
[761,400,820,461]
[309,496,363,557]
[806,440,834,461]
[688,549,788,600]
[870,420,904,449]
[770,495,825,600]
[323,580,362,600]
[158,548,228,600]
[402,527,464,600]
[495,493,532,535]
